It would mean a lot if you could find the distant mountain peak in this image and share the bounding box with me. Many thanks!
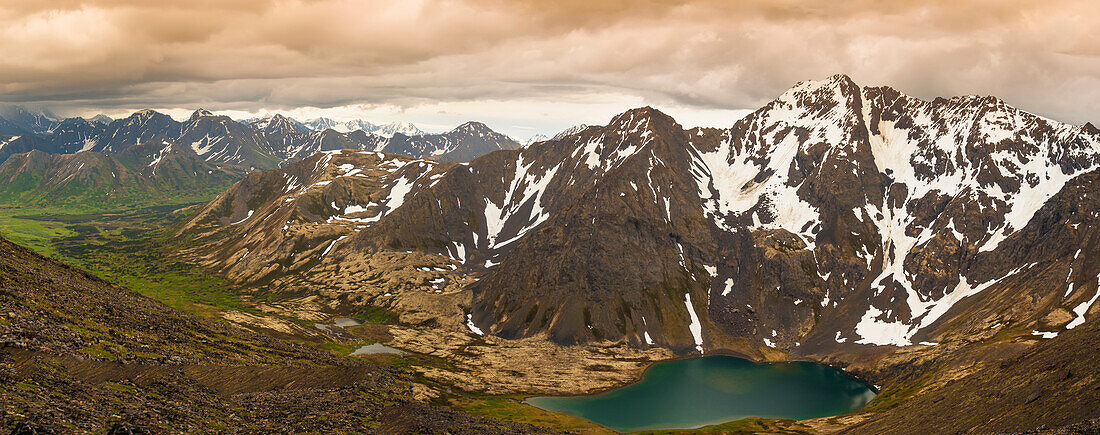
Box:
[129,109,170,124]
[0,105,62,135]
[252,113,304,134]
[450,121,493,135]
[304,117,338,131]
[376,121,424,137]
[606,106,679,138]
[89,114,113,125]
[612,106,673,123]
[190,108,215,120]
[59,116,93,126]
[937,94,1007,110]
[523,134,549,147]
[1084,122,1098,135]
[551,124,590,141]
[798,73,857,90]
[775,74,863,106]
[457,120,488,128]
[0,105,58,121]
[300,117,380,134]
[827,72,857,85]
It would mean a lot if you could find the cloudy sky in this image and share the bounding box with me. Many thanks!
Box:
[1,0,1097,139]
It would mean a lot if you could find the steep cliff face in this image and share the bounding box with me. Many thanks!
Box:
[174,75,1100,356]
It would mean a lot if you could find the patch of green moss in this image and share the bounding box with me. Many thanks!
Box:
[104,382,137,393]
[451,396,611,433]
[647,417,810,434]
[15,382,37,392]
[352,305,400,324]
[861,365,939,413]
[320,341,360,355]
[82,344,120,361]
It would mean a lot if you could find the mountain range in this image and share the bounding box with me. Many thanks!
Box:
[0,107,522,208]
[155,74,1100,432]
[291,117,427,137]
[171,73,1100,358]
[0,105,63,136]
[0,106,521,170]
[0,140,243,209]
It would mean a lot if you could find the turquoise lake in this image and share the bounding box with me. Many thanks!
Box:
[526,355,876,433]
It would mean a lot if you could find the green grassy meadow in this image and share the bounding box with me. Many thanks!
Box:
[0,203,247,319]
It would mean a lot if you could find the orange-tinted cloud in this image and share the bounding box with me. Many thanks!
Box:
[1,0,1097,126]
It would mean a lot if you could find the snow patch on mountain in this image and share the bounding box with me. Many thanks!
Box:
[0,136,19,152]
[466,313,484,335]
[685,293,704,353]
[1066,274,1100,330]
[483,155,561,250]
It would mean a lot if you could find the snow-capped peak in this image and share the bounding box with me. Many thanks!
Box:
[523,134,549,147]
[303,117,339,132]
[376,121,424,138]
[251,114,303,134]
[133,109,161,119]
[301,118,382,134]
[450,121,491,136]
[551,124,590,141]
[89,114,113,125]
[190,108,215,120]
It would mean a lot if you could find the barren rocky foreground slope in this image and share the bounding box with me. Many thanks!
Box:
[0,235,554,433]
